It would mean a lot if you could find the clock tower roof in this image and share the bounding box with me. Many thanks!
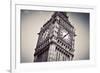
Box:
[39,12,75,35]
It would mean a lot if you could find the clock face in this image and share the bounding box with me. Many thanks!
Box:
[40,29,49,42]
[64,34,71,44]
[60,29,68,37]
[60,28,72,44]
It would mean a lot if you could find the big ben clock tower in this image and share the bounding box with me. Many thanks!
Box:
[34,12,76,62]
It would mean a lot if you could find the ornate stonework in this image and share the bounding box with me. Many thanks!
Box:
[34,12,76,62]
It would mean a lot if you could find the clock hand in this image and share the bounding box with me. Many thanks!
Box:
[62,33,69,39]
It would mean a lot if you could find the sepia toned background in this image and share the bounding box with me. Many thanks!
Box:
[20,10,89,63]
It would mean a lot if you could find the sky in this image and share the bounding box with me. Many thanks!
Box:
[20,10,89,63]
